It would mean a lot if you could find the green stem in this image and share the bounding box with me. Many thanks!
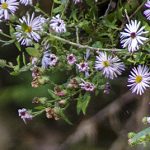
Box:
[0,32,12,38]
[61,0,70,18]
[33,110,45,117]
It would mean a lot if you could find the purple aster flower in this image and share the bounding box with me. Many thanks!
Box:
[76,62,89,72]
[18,108,32,124]
[80,80,95,92]
[42,51,58,68]
[144,0,150,20]
[50,14,66,33]
[67,54,77,65]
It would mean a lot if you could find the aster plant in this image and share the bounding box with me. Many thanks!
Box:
[0,0,150,145]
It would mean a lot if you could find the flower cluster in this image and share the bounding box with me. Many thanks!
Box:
[0,0,150,124]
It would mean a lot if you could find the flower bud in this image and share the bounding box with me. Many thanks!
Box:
[59,100,67,106]
[38,76,49,85]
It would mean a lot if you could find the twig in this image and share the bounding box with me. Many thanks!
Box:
[49,34,126,52]
[124,9,130,23]
[75,26,79,44]
[121,0,147,29]
[0,31,12,38]
[104,0,113,17]
[129,0,147,20]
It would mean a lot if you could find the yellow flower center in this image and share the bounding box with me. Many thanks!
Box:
[103,61,110,67]
[25,26,32,33]
[135,75,142,83]
[1,2,8,9]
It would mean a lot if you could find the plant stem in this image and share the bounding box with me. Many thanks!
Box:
[0,31,12,38]
[49,34,126,52]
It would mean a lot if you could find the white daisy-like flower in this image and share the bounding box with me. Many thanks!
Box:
[128,65,150,95]
[144,0,150,20]
[15,12,44,46]
[95,52,125,79]
[50,14,66,33]
[18,108,33,124]
[42,51,58,68]
[80,79,95,92]
[73,0,82,4]
[76,62,89,72]
[0,0,19,20]
[120,20,148,52]
[20,0,32,6]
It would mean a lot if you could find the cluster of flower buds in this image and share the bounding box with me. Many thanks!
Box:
[80,79,95,92]
[54,86,67,97]
[31,67,41,88]
[45,107,60,120]
[67,78,79,89]
[30,60,49,88]
[32,97,47,104]
[103,82,111,94]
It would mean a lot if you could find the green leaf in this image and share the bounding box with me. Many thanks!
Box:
[52,5,64,14]
[15,41,21,51]
[77,93,91,115]
[129,127,150,145]
[19,65,31,72]
[78,20,91,33]
[82,93,91,114]
[10,71,20,76]
[9,24,15,37]
[48,89,58,99]
[77,93,82,114]
[22,52,26,65]
[16,55,20,68]
[34,106,46,110]
[53,0,61,4]
[59,108,72,125]
[92,41,103,48]
[0,59,7,68]
[26,47,40,57]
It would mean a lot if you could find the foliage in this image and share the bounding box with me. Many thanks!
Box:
[0,0,150,146]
